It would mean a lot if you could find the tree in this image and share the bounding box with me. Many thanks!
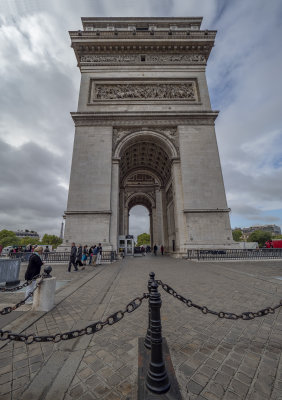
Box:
[19,236,40,246]
[247,230,272,247]
[232,229,242,242]
[41,234,62,249]
[0,230,20,247]
[137,233,150,247]
[273,234,282,239]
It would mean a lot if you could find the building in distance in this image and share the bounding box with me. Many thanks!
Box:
[14,230,40,239]
[234,224,281,240]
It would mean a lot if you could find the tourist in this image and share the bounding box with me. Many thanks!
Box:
[44,245,50,260]
[88,246,94,265]
[96,243,103,265]
[92,245,98,265]
[82,245,88,265]
[24,246,43,304]
[76,245,83,268]
[153,244,158,256]
[161,245,164,255]
[68,242,77,272]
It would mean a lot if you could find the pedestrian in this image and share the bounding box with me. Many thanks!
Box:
[24,246,43,304]
[68,242,77,272]
[161,245,164,255]
[88,246,93,265]
[44,245,50,260]
[92,245,98,265]
[82,245,88,266]
[96,243,103,265]
[153,244,158,256]
[76,245,84,269]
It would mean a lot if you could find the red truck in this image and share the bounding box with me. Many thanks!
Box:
[265,239,282,248]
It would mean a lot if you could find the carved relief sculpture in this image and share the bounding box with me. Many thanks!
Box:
[94,82,197,101]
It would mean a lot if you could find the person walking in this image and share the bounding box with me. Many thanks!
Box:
[24,246,43,304]
[96,243,102,265]
[68,242,77,272]
[161,245,164,255]
[88,246,93,265]
[92,245,98,265]
[153,244,158,256]
[82,245,88,266]
[43,245,50,260]
[76,245,83,269]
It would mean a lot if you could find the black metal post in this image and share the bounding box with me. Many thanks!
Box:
[146,281,170,394]
[144,271,155,349]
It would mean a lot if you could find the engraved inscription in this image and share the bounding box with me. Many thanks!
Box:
[81,54,206,64]
[95,83,196,100]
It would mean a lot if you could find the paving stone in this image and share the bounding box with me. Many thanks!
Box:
[179,363,195,377]
[70,383,85,398]
[229,378,249,397]
[186,380,204,395]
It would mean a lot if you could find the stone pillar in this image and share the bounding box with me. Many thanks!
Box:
[152,207,158,247]
[155,189,164,246]
[149,212,153,247]
[171,160,188,254]
[124,206,129,235]
[110,159,119,251]
[119,189,125,235]
[32,277,56,312]
[161,189,169,250]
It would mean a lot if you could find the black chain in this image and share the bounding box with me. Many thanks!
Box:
[0,275,42,292]
[156,280,282,321]
[0,293,149,344]
[0,277,44,315]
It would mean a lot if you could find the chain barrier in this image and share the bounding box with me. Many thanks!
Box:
[0,275,42,292]
[0,293,149,344]
[156,280,282,321]
[0,276,44,316]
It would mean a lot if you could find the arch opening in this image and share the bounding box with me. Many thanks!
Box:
[118,131,176,253]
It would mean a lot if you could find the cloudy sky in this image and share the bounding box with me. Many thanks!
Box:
[0,0,281,240]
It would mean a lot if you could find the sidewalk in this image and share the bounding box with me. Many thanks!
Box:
[0,257,282,399]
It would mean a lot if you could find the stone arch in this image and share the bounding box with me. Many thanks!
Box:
[114,129,178,160]
[126,191,156,211]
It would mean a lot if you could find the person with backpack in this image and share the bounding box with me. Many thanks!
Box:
[24,246,43,304]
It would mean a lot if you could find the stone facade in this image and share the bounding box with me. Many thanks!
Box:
[62,17,235,255]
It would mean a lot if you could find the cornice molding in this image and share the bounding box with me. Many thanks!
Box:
[183,208,231,213]
[70,111,219,127]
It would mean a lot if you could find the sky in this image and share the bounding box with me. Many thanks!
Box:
[0,0,282,240]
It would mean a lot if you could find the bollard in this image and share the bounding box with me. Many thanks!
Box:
[32,267,56,312]
[144,271,155,349]
[146,280,170,394]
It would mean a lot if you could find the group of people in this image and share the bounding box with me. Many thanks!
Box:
[153,244,164,256]
[68,243,103,272]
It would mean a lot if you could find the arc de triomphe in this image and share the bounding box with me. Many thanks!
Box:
[62,17,234,256]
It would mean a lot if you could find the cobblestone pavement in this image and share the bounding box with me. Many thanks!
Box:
[0,257,282,400]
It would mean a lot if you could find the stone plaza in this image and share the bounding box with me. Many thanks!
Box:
[0,256,282,399]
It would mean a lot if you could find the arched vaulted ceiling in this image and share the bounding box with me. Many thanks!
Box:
[128,194,153,212]
[120,141,171,186]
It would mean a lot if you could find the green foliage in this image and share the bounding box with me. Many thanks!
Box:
[247,230,272,247]
[41,234,62,249]
[273,234,282,239]
[136,233,150,247]
[19,236,40,246]
[0,230,19,247]
[232,229,242,242]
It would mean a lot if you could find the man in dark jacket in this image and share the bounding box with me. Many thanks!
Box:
[25,246,43,304]
[68,242,78,272]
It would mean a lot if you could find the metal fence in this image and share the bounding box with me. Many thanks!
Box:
[187,248,282,261]
[9,251,117,263]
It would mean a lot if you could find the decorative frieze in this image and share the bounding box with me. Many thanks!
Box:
[93,81,197,101]
[80,53,206,65]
